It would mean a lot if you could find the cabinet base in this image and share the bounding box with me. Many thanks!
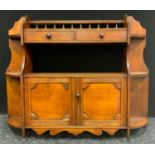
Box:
[32,128,119,136]
[7,117,148,138]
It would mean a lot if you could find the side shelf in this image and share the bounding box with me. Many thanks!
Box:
[6,76,22,128]
[125,16,149,137]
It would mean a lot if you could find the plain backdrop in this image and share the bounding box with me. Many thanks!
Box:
[0,10,154,116]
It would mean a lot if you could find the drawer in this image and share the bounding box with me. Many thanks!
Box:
[24,31,74,43]
[77,30,127,42]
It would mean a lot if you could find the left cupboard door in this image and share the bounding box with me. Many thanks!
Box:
[24,77,72,127]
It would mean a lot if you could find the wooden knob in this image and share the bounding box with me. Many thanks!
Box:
[99,33,104,38]
[46,33,51,39]
[76,92,80,97]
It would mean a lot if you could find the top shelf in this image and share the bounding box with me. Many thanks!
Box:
[8,16,146,45]
[29,20,126,24]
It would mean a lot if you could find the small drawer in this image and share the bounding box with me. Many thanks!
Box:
[77,30,127,42]
[24,31,74,43]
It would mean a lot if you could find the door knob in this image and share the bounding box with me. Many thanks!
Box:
[76,92,80,98]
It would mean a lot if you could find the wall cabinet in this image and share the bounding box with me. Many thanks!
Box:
[6,16,149,138]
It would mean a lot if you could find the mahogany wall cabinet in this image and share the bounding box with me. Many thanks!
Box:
[6,16,149,138]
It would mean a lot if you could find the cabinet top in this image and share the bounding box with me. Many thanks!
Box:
[8,16,146,45]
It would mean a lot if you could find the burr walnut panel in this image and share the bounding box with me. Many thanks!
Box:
[24,78,71,126]
[83,83,121,120]
[81,76,126,127]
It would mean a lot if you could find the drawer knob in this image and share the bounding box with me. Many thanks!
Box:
[46,33,52,39]
[99,33,104,38]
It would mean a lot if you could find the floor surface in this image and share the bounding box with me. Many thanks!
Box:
[0,114,154,144]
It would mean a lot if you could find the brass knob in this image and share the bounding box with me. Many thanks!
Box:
[46,33,51,39]
[99,33,104,38]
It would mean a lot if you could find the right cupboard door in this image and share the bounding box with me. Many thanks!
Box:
[81,76,126,127]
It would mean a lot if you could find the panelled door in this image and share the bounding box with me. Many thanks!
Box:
[24,77,72,126]
[81,77,126,127]
[24,75,126,128]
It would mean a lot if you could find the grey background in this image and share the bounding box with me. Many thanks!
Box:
[0,11,154,116]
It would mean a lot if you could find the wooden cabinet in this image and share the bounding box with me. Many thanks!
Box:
[6,16,149,138]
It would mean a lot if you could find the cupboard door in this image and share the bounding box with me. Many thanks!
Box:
[81,77,126,127]
[24,77,71,126]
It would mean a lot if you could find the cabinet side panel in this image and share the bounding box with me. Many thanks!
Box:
[128,76,149,128]
[6,76,22,128]
[6,40,25,75]
[125,16,149,130]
